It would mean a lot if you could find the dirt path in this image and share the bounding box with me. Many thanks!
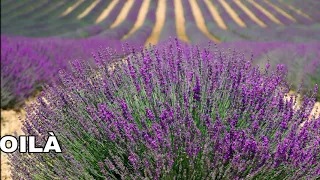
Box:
[1,97,34,180]
[1,109,25,180]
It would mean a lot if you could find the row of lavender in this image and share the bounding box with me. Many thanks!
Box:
[72,0,319,43]
[218,41,320,99]
[2,34,319,109]
[1,0,319,40]
[60,0,157,40]
[1,35,139,109]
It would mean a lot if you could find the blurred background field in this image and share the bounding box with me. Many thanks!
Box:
[1,0,319,179]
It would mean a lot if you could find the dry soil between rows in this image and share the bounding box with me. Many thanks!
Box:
[1,98,33,180]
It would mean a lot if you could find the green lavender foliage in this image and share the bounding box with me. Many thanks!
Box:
[9,40,320,180]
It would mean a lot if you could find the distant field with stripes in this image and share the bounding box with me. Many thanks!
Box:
[1,0,319,45]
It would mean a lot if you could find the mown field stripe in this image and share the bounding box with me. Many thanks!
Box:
[174,0,191,42]
[110,0,135,29]
[263,0,296,22]
[234,0,267,27]
[61,0,84,17]
[122,0,151,40]
[78,0,101,19]
[278,0,313,21]
[145,0,166,46]
[247,0,283,25]
[204,0,228,30]
[218,0,246,28]
[95,0,119,24]
[189,0,220,42]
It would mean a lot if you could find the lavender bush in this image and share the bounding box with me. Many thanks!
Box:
[216,41,320,100]
[255,42,320,99]
[1,35,132,109]
[1,36,50,108]
[9,39,320,179]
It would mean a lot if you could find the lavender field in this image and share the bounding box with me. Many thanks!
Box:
[1,0,319,179]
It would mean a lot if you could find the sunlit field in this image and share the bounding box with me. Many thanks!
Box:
[1,0,319,179]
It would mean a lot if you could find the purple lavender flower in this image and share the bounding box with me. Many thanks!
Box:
[1,35,135,109]
[10,39,320,179]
